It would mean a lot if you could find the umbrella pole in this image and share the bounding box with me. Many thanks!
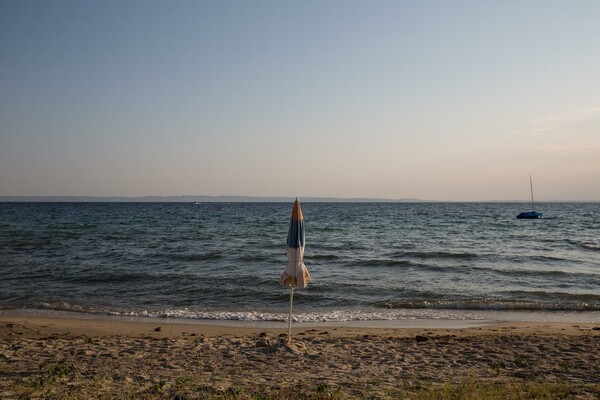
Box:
[287,287,294,342]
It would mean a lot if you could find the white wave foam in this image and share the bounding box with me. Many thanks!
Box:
[4,306,600,324]
[104,308,599,324]
[582,242,600,250]
[112,308,498,322]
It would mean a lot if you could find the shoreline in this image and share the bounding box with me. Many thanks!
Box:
[1,314,500,340]
[2,314,599,398]
[2,307,600,326]
[0,309,498,331]
[2,313,600,339]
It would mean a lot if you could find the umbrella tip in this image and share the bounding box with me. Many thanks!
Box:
[295,197,300,202]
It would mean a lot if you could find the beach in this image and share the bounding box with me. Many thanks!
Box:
[2,202,600,398]
[2,315,600,399]
[4,0,600,397]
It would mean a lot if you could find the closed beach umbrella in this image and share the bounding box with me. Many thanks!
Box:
[280,197,311,341]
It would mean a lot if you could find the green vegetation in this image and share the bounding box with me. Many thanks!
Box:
[514,354,527,367]
[8,368,600,400]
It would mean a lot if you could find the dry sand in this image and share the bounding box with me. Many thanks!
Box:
[1,315,600,399]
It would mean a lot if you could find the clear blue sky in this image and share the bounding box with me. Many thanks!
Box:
[1,0,599,201]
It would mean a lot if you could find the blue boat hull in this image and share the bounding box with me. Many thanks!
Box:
[516,211,543,219]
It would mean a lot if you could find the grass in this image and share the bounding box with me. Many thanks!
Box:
[514,354,528,367]
[8,369,600,400]
[411,379,600,400]
[35,360,74,388]
[4,357,599,400]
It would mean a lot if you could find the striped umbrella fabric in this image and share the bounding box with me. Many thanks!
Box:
[280,197,311,341]
[281,197,311,288]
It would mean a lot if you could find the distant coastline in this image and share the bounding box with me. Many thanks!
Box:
[0,195,425,203]
[2,196,599,203]
[1,196,598,203]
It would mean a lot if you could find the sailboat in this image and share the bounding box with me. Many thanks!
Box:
[516,175,543,219]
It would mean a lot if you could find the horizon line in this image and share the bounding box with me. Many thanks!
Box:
[1,195,599,203]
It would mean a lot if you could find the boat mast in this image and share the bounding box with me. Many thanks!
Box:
[529,174,534,211]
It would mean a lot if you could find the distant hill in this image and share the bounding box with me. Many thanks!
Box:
[0,195,425,203]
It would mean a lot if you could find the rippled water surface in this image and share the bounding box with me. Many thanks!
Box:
[1,202,599,322]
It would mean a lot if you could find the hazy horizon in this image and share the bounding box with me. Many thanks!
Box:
[1,194,599,203]
[2,1,600,201]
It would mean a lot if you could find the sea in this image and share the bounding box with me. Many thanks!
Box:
[1,202,599,324]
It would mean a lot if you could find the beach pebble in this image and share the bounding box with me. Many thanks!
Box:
[415,335,429,343]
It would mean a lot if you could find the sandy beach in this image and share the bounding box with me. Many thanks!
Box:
[1,315,600,399]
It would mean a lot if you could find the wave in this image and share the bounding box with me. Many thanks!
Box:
[66,272,151,284]
[388,250,478,260]
[491,267,598,281]
[502,254,576,264]
[358,259,415,267]
[373,297,600,311]
[4,238,53,250]
[2,306,489,322]
[502,290,600,302]
[109,308,498,322]
[565,239,600,252]
[581,242,600,251]
[151,251,224,261]
[347,260,597,281]
[305,254,340,261]
[46,223,97,230]
[10,305,599,324]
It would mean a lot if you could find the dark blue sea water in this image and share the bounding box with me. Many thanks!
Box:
[1,202,599,322]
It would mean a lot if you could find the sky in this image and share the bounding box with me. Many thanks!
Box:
[1,0,600,201]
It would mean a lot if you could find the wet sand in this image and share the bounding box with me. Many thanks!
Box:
[1,315,600,398]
